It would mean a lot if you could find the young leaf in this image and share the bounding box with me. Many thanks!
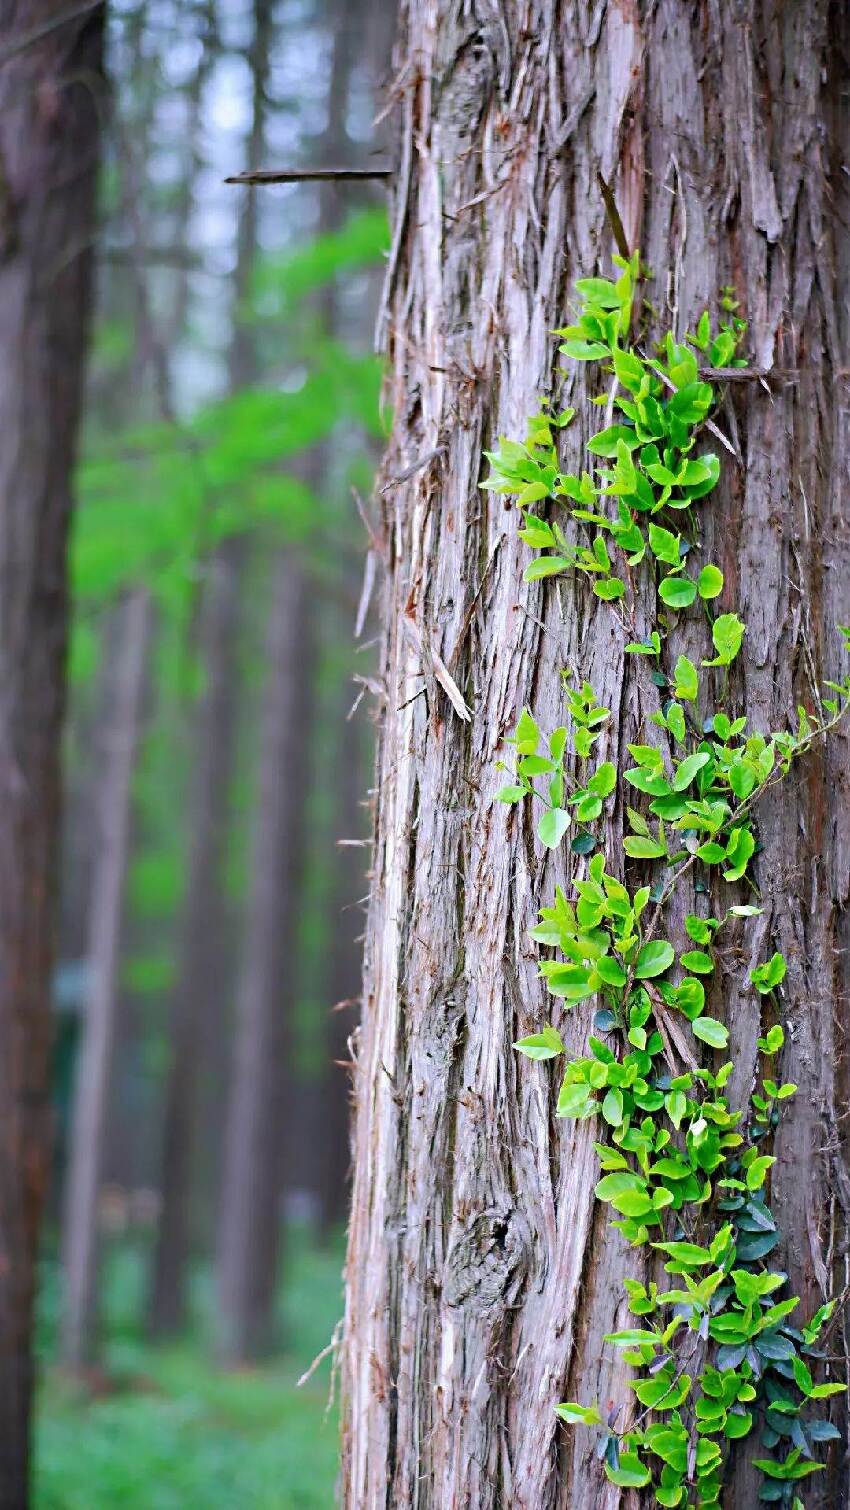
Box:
[659,575,697,609]
[623,836,668,859]
[706,612,746,666]
[673,655,699,702]
[697,564,724,599]
[538,807,570,849]
[673,752,710,791]
[514,709,540,754]
[634,940,675,979]
[554,1401,603,1426]
[593,576,626,601]
[692,1016,729,1049]
[750,952,787,994]
[680,950,713,975]
[514,1024,565,1060]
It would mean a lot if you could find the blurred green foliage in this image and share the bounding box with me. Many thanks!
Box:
[34,1232,343,1510]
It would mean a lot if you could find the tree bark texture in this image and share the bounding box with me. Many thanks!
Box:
[342,4,850,1506]
[0,1,104,1498]
[318,656,369,1236]
[61,589,151,1369]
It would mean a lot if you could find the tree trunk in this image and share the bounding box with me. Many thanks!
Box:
[61,589,150,1369]
[148,546,240,1333]
[148,0,269,1337]
[215,556,312,1362]
[341,4,850,1507]
[0,2,104,1497]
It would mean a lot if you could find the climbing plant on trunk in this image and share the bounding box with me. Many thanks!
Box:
[342,3,850,1507]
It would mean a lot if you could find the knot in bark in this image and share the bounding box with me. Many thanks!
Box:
[444,1205,527,1311]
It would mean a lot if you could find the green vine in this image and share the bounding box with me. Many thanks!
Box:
[483,258,850,1507]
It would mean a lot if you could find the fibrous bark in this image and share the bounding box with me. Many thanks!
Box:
[342,4,850,1506]
[0,1,104,1497]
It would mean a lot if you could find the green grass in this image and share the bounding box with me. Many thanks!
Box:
[33,1230,343,1510]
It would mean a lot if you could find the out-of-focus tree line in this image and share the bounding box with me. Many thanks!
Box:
[21,0,394,1500]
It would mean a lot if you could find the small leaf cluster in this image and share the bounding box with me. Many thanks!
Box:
[481,255,745,613]
[495,686,612,850]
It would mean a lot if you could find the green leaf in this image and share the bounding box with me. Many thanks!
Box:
[595,956,627,987]
[723,826,755,881]
[523,555,571,581]
[724,1411,752,1440]
[593,576,626,601]
[495,785,526,803]
[659,575,697,609]
[680,950,714,975]
[537,808,570,848]
[518,519,556,549]
[696,841,726,864]
[561,339,610,360]
[750,952,787,994]
[557,1081,594,1117]
[648,523,681,566]
[514,1025,564,1060]
[514,709,540,754]
[745,1154,775,1190]
[667,702,686,743]
[634,940,675,979]
[697,564,724,599]
[612,346,645,392]
[571,831,596,855]
[673,752,710,790]
[706,612,746,666]
[673,655,699,702]
[587,762,617,797]
[605,1454,651,1490]
[549,727,568,764]
[653,1240,713,1266]
[554,1401,603,1426]
[595,1171,646,1202]
[623,835,668,859]
[759,1024,785,1055]
[575,277,622,307]
[692,1016,729,1049]
[587,425,640,457]
[517,480,551,505]
[602,1088,625,1126]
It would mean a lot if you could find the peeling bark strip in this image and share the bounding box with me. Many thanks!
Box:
[0,1,104,1500]
[342,2,850,1506]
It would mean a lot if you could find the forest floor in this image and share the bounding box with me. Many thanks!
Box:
[33,1228,342,1509]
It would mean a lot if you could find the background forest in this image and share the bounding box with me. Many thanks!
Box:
[34,0,394,1504]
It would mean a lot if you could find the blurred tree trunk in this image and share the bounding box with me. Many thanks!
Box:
[147,0,264,1338]
[0,2,104,1497]
[341,4,850,1507]
[307,0,393,1241]
[278,0,353,1237]
[61,590,150,1368]
[216,556,312,1361]
[148,551,240,1333]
